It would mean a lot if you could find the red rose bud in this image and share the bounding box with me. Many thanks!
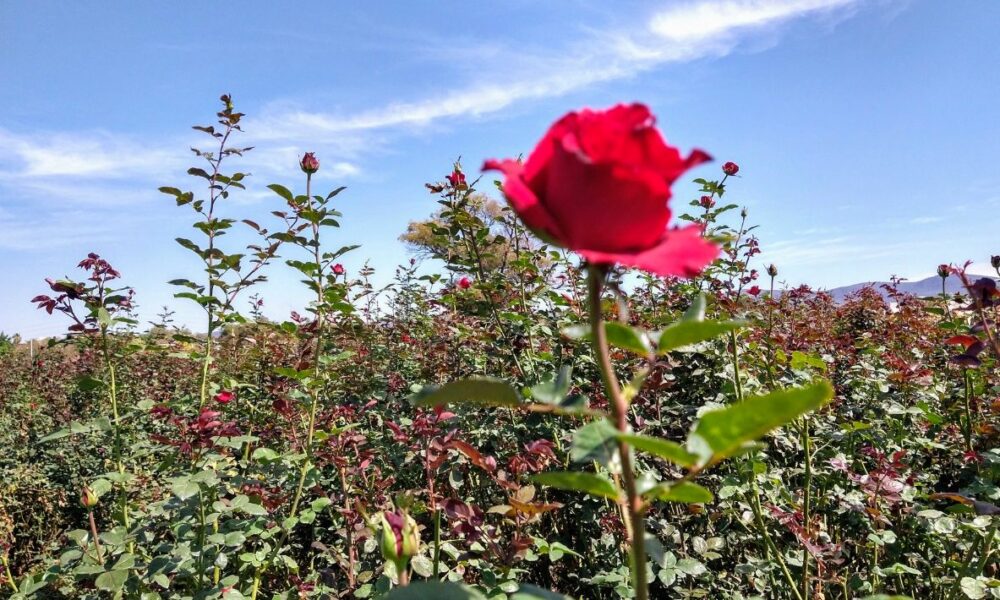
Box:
[80,485,99,508]
[766,264,778,278]
[937,264,950,278]
[747,285,761,297]
[699,195,715,209]
[722,161,740,176]
[300,152,320,174]
[484,103,718,278]
[445,167,467,190]
[214,390,235,405]
[457,276,472,289]
[379,510,419,575]
[332,263,345,275]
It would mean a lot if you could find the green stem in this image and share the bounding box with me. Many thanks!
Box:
[433,509,442,578]
[729,330,744,402]
[950,533,984,599]
[964,370,974,453]
[587,265,648,600]
[88,510,105,565]
[100,328,132,553]
[746,481,803,600]
[2,553,18,593]
[251,172,325,600]
[802,418,813,600]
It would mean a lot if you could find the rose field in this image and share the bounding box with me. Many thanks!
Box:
[0,92,998,600]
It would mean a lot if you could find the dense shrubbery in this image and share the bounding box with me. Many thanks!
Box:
[1,97,998,599]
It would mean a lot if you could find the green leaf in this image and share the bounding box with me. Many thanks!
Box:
[682,294,707,322]
[617,434,697,468]
[415,377,521,408]
[562,323,652,356]
[656,320,744,354]
[532,471,621,500]
[512,584,575,600]
[570,420,619,466]
[687,381,834,466]
[95,569,129,592]
[531,366,572,404]
[383,582,488,599]
[604,322,652,356]
[267,184,294,202]
[642,481,714,504]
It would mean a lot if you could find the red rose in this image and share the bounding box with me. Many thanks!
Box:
[722,161,739,176]
[699,195,715,209]
[446,168,466,189]
[332,263,345,275]
[747,285,761,297]
[300,152,319,174]
[214,390,235,405]
[457,276,472,289]
[484,103,718,277]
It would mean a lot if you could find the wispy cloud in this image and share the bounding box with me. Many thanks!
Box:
[256,0,869,138]
[0,0,879,250]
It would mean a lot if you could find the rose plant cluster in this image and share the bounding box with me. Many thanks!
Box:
[0,97,997,600]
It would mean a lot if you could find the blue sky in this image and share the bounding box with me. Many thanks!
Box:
[3,0,999,338]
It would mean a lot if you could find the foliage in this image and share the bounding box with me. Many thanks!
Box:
[0,97,997,600]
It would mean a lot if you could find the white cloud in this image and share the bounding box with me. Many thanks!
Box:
[255,0,869,138]
[0,128,183,179]
[649,0,857,45]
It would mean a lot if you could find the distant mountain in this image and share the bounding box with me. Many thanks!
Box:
[823,275,994,303]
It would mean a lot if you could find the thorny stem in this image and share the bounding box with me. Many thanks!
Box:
[252,171,326,599]
[99,325,132,552]
[745,484,802,600]
[198,122,234,408]
[2,553,17,593]
[587,265,648,600]
[802,417,813,600]
[88,511,104,565]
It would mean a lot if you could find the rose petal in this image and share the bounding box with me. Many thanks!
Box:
[482,158,566,245]
[578,224,719,278]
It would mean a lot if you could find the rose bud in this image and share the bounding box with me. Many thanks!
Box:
[722,161,740,176]
[214,390,235,405]
[445,167,467,190]
[457,276,472,289]
[747,285,761,297]
[332,263,345,275]
[379,510,419,575]
[937,264,950,279]
[80,485,99,508]
[484,103,717,278]
[992,255,1000,269]
[699,195,715,209]
[300,152,320,175]
[767,264,778,278]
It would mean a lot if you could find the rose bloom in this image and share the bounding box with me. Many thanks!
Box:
[484,103,717,277]
[332,263,345,275]
[457,276,472,289]
[722,161,739,176]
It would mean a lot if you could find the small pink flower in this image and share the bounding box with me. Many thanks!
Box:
[458,276,472,289]
[300,152,320,174]
[332,263,345,275]
[722,161,739,176]
[215,390,235,405]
